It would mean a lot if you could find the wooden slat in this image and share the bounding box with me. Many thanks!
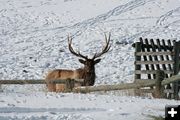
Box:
[162,74,180,86]
[157,39,168,78]
[139,38,151,79]
[135,70,174,74]
[0,80,45,84]
[73,81,156,93]
[72,74,180,93]
[163,40,173,99]
[135,42,142,80]
[165,40,173,73]
[135,79,155,82]
[150,39,160,70]
[135,74,180,86]
[0,79,84,84]
[145,39,156,79]
[132,43,173,50]
[135,61,174,65]
[173,41,180,75]
[135,51,173,56]
[172,41,180,99]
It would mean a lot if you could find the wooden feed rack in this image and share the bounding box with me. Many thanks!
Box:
[133,37,180,99]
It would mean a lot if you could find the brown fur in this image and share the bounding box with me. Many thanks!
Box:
[45,69,85,92]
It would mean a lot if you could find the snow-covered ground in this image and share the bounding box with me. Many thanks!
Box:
[0,0,180,119]
[0,92,180,120]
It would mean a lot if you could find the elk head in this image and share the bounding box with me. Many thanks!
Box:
[68,33,111,86]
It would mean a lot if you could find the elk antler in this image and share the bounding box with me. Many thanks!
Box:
[92,33,111,59]
[68,35,88,60]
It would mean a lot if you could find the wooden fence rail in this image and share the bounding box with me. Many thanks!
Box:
[0,79,84,84]
[0,73,180,90]
[73,71,180,98]
[0,72,180,98]
[73,81,155,93]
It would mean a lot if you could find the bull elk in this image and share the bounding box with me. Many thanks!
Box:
[45,33,111,92]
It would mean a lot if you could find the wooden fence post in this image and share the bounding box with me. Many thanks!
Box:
[65,79,75,92]
[173,41,180,99]
[135,42,141,81]
[154,70,165,98]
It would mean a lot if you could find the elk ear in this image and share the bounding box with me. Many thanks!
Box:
[79,59,85,64]
[94,59,101,64]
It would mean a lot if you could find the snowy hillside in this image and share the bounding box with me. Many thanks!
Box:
[1,0,180,84]
[1,0,180,119]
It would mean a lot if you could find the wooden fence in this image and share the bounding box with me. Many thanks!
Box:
[0,79,84,92]
[0,71,180,99]
[73,71,180,98]
[0,79,83,84]
[133,38,180,99]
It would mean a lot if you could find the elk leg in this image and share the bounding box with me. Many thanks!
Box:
[56,84,65,92]
[47,83,56,92]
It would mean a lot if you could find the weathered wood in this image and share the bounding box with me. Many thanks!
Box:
[135,51,173,56]
[173,41,180,75]
[133,38,180,99]
[134,79,155,94]
[0,79,84,84]
[0,80,45,84]
[132,43,173,50]
[172,41,180,99]
[162,75,180,86]
[65,79,75,92]
[135,79,156,82]
[165,40,173,76]
[135,42,141,80]
[73,73,180,93]
[163,40,173,98]
[73,79,179,93]
[133,88,155,97]
[145,39,156,79]
[140,38,151,79]
[1,73,180,95]
[156,39,168,78]
[73,81,155,93]
[135,70,173,74]
[48,79,83,84]
[150,39,160,70]
[135,61,174,65]
[154,70,165,98]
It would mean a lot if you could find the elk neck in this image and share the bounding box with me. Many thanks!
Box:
[77,66,96,86]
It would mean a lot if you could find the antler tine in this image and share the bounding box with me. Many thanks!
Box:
[68,35,88,59]
[92,33,111,59]
[104,33,111,51]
